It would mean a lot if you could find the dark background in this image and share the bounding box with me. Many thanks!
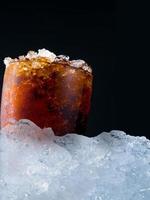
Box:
[0,1,149,138]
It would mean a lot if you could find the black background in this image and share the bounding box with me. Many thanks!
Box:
[0,1,149,138]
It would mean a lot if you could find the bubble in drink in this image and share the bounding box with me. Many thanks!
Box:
[1,49,93,135]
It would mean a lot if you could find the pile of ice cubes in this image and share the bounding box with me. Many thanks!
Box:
[0,119,150,200]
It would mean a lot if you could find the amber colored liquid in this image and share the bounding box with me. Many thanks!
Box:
[1,59,93,135]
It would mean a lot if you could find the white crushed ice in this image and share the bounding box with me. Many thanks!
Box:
[37,49,56,62]
[56,55,70,61]
[70,60,92,73]
[3,57,13,66]
[4,49,56,67]
[1,119,149,200]
[3,49,92,73]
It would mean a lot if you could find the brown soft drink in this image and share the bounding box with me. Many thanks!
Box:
[1,49,93,135]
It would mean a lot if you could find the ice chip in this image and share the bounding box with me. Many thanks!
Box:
[38,48,56,62]
[70,59,92,73]
[26,51,38,59]
[3,57,13,67]
[70,59,86,67]
[0,119,150,200]
[56,55,70,61]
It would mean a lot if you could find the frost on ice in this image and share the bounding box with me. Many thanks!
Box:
[0,119,150,200]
